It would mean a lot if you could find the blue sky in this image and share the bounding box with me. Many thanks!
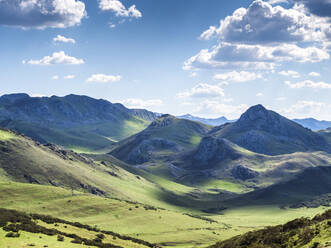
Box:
[1,0,331,120]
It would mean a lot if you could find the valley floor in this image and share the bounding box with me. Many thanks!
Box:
[0,181,329,248]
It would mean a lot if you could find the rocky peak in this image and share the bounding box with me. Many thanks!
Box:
[149,114,176,128]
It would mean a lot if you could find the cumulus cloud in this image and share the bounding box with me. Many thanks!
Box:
[201,0,328,44]
[268,0,288,4]
[64,75,75,79]
[285,80,331,89]
[281,100,331,119]
[0,0,86,29]
[185,0,331,72]
[86,74,121,83]
[183,43,329,70]
[256,92,264,97]
[25,51,84,65]
[99,0,142,18]
[53,35,76,44]
[293,0,331,18]
[52,75,59,80]
[214,71,262,83]
[121,98,163,109]
[309,72,321,77]
[193,100,248,119]
[177,83,225,99]
[279,70,300,78]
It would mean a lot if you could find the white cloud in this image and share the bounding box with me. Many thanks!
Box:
[309,72,321,77]
[214,71,262,83]
[86,74,121,83]
[0,0,86,29]
[276,97,287,101]
[184,43,329,71]
[268,0,288,4]
[52,75,59,80]
[285,80,331,89]
[193,100,248,119]
[177,83,225,98]
[121,98,163,109]
[185,0,331,73]
[189,72,198,78]
[25,51,84,65]
[256,92,264,97]
[201,0,329,44]
[64,75,75,79]
[293,0,331,18]
[99,0,142,18]
[53,35,76,44]
[200,26,217,40]
[279,70,300,78]
[281,100,331,120]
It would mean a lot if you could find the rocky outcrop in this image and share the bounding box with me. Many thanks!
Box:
[191,136,241,167]
[231,165,259,181]
[127,138,180,164]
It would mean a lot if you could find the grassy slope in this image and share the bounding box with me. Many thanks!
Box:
[3,117,149,153]
[110,116,212,164]
[0,208,152,248]
[1,129,331,247]
[209,209,331,248]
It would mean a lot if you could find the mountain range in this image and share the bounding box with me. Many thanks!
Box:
[0,93,159,152]
[1,93,331,248]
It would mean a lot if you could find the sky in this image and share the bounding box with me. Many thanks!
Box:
[0,0,331,120]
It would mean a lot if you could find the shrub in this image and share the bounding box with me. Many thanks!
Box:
[5,232,20,238]
[57,235,64,242]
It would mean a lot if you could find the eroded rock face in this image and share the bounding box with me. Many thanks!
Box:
[149,114,175,128]
[127,138,180,164]
[231,165,259,181]
[193,136,241,167]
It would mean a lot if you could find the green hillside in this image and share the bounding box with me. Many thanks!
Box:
[0,94,154,152]
[209,209,331,248]
[110,115,211,164]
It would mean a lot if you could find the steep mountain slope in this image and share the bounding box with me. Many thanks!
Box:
[0,94,158,152]
[209,209,331,248]
[110,114,212,164]
[293,118,331,131]
[210,104,330,155]
[0,128,175,203]
[178,114,235,126]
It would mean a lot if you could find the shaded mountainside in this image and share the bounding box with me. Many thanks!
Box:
[210,104,330,155]
[293,118,331,131]
[209,209,331,248]
[0,94,159,152]
[110,114,212,164]
[178,114,235,126]
[0,128,164,201]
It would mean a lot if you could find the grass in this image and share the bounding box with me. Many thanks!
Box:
[209,208,331,248]
[0,129,15,140]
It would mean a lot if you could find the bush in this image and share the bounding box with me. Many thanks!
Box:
[5,232,20,238]
[57,235,64,242]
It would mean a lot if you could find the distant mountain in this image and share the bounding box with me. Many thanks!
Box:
[178,114,235,126]
[110,114,212,164]
[0,93,159,152]
[210,104,330,155]
[293,118,331,131]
